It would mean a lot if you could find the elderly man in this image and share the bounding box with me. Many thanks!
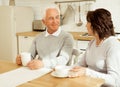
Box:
[16,6,74,69]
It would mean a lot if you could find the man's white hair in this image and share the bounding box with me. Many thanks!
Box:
[42,5,60,20]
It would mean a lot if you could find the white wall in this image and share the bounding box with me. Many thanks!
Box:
[0,0,9,5]
[14,0,93,32]
[1,0,120,32]
[15,0,120,32]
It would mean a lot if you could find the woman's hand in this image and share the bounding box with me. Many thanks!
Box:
[27,59,44,70]
[68,66,86,77]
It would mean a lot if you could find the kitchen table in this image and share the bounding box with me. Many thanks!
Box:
[0,60,105,87]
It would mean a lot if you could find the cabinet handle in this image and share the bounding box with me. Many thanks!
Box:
[80,49,86,51]
[24,36,28,38]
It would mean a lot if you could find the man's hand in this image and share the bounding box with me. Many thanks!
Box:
[27,59,44,70]
[16,55,22,65]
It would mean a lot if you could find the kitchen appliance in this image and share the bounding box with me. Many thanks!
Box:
[33,20,46,31]
[0,6,34,62]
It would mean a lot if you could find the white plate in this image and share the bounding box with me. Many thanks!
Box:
[51,71,68,78]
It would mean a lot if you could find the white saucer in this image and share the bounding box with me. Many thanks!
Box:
[51,71,68,78]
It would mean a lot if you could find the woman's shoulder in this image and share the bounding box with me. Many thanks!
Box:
[106,36,120,44]
[104,36,120,48]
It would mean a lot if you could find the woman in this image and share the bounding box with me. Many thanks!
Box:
[69,8,120,87]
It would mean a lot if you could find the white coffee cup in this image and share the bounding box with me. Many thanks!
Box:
[54,65,70,77]
[21,52,31,66]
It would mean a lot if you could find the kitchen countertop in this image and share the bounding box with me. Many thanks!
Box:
[16,31,94,41]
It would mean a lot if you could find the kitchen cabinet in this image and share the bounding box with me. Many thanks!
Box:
[16,31,40,54]
[77,40,90,51]
[18,36,34,54]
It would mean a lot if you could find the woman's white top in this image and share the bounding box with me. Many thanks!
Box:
[78,36,120,87]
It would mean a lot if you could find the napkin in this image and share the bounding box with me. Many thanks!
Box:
[0,67,52,87]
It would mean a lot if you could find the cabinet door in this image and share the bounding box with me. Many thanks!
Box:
[77,41,90,51]
[18,36,34,53]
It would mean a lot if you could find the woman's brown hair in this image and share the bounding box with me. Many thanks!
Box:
[87,8,115,40]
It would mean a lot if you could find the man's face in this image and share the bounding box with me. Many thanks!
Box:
[43,8,60,34]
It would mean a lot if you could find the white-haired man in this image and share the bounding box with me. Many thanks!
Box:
[16,6,74,69]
